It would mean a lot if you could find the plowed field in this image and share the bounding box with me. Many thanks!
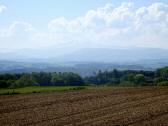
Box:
[0,87,168,126]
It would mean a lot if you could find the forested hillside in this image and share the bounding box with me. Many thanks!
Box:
[0,67,168,88]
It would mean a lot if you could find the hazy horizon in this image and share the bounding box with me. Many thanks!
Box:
[0,0,168,53]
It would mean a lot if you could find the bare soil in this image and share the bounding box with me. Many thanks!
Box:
[0,87,168,126]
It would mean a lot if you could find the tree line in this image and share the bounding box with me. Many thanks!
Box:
[0,72,84,88]
[0,67,168,88]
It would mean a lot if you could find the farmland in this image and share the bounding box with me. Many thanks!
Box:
[0,87,168,126]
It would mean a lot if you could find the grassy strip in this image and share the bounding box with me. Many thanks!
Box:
[0,86,87,95]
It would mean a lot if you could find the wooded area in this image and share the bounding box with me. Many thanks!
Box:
[0,67,168,88]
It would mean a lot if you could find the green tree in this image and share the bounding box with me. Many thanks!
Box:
[51,73,65,86]
[11,74,38,88]
[157,81,168,86]
[32,72,52,86]
[156,67,168,78]
[134,74,145,85]
[0,80,9,88]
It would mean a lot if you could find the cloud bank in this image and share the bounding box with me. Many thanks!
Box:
[0,2,168,49]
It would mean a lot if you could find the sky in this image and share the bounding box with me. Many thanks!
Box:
[0,0,168,51]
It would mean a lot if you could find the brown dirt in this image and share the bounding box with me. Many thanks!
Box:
[0,87,168,126]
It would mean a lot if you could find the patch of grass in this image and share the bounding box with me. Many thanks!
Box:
[69,86,86,90]
[0,89,19,95]
[0,86,88,95]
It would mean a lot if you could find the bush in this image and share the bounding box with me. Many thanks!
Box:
[0,80,9,88]
[154,77,167,84]
[69,87,86,90]
[10,74,39,88]
[134,74,145,85]
[3,89,20,95]
[119,81,135,87]
[157,81,168,86]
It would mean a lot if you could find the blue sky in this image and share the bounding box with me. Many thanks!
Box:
[1,0,126,27]
[1,0,168,27]
[0,0,168,50]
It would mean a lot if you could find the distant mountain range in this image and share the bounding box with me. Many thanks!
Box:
[1,47,168,62]
[55,48,168,63]
[0,47,168,76]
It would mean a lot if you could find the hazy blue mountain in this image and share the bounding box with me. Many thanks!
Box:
[0,47,77,61]
[0,60,156,77]
[1,47,168,62]
[1,47,168,76]
[56,48,168,63]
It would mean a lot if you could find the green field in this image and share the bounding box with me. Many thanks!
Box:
[0,86,87,95]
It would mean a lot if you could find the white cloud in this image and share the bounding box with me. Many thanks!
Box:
[1,2,168,49]
[48,2,134,34]
[0,21,35,37]
[0,4,7,13]
[8,21,35,33]
[48,3,168,48]
[0,21,36,49]
[134,3,168,32]
[48,17,68,32]
[48,17,83,33]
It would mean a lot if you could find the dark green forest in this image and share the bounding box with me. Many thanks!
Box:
[1,67,168,88]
